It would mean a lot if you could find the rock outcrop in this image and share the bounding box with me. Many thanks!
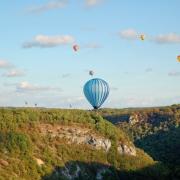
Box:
[35,158,44,166]
[0,159,9,166]
[48,162,117,180]
[118,143,136,156]
[38,124,136,156]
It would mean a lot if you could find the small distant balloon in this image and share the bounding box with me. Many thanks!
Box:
[73,44,79,52]
[89,70,94,76]
[177,55,180,62]
[140,34,145,41]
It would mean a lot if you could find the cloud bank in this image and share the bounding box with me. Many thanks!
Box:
[0,60,13,69]
[16,81,62,93]
[28,0,68,13]
[85,0,103,7]
[119,29,139,40]
[119,29,180,45]
[23,35,75,48]
[2,70,25,77]
[154,33,180,44]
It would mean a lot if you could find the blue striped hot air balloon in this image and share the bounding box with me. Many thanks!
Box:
[83,78,110,109]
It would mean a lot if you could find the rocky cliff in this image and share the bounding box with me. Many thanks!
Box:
[0,108,163,179]
[38,123,136,156]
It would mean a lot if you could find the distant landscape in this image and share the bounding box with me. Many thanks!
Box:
[0,104,179,179]
[1,1,180,179]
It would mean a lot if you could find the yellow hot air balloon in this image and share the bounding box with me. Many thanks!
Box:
[140,34,145,41]
[177,55,180,62]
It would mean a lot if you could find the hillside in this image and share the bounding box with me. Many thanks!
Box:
[99,105,180,179]
[0,108,169,179]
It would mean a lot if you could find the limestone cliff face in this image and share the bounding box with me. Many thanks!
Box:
[117,143,136,156]
[128,112,170,125]
[129,114,140,125]
[38,124,136,156]
[47,162,118,180]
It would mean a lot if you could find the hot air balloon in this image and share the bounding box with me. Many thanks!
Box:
[89,70,94,76]
[140,34,145,41]
[73,44,79,52]
[83,78,110,109]
[177,55,180,62]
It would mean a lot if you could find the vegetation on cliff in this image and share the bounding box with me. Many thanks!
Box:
[100,105,180,179]
[0,108,169,179]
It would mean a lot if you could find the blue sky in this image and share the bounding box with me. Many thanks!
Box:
[1,0,180,108]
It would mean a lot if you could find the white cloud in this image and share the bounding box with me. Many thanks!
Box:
[168,71,180,77]
[0,60,13,68]
[23,34,75,48]
[16,81,62,93]
[2,69,25,77]
[119,29,139,40]
[17,82,43,92]
[119,30,180,44]
[154,33,180,44]
[85,0,103,7]
[27,0,68,13]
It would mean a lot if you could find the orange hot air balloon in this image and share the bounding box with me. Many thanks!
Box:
[140,34,145,41]
[177,55,180,62]
[73,44,79,52]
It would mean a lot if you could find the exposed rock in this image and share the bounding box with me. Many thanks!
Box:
[85,137,111,152]
[118,144,136,156]
[129,114,139,125]
[96,168,109,180]
[35,158,44,166]
[128,113,165,125]
[38,124,136,156]
[61,166,73,179]
[52,162,116,180]
[0,159,9,166]
[61,164,81,180]
[39,124,111,152]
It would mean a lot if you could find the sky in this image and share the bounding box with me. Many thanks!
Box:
[1,0,180,109]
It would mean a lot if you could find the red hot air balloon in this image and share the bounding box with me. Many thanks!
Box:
[73,44,79,52]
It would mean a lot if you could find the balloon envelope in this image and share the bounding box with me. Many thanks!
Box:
[83,78,110,109]
[140,34,145,40]
[73,44,79,52]
[89,70,94,76]
[177,55,180,62]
